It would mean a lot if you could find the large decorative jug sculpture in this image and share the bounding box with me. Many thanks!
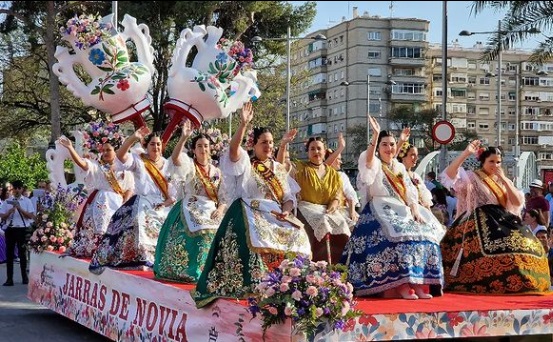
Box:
[46,130,87,190]
[53,14,155,129]
[162,25,260,145]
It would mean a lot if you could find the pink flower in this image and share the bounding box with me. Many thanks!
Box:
[289,268,301,277]
[280,283,290,292]
[267,306,278,315]
[46,245,54,251]
[284,306,293,316]
[306,286,318,297]
[265,287,275,297]
[59,246,66,253]
[315,308,324,317]
[292,290,302,301]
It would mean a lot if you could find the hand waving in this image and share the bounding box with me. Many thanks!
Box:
[240,101,254,124]
[337,132,346,149]
[368,116,381,136]
[181,119,193,138]
[134,126,151,141]
[58,136,73,149]
[281,128,297,145]
[400,127,411,142]
[466,139,481,155]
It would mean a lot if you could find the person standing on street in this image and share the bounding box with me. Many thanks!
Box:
[0,180,35,286]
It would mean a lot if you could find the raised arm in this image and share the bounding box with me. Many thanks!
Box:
[171,120,194,166]
[277,128,297,164]
[229,101,254,162]
[325,132,345,166]
[116,126,151,164]
[364,116,381,169]
[58,136,89,172]
[395,127,411,158]
[444,140,480,180]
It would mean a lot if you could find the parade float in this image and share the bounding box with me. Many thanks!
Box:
[29,12,553,342]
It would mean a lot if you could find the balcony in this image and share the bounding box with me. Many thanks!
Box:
[388,57,426,67]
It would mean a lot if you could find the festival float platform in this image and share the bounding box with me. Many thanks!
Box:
[28,250,553,341]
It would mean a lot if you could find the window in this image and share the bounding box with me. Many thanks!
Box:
[522,136,538,144]
[479,92,490,101]
[479,77,491,85]
[368,67,382,77]
[368,31,381,41]
[478,123,489,130]
[467,122,476,129]
[390,46,424,58]
[368,51,381,59]
[390,29,426,41]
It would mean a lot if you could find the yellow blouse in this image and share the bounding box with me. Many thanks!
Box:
[294,161,343,205]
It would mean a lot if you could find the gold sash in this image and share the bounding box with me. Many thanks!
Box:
[475,170,508,208]
[141,154,170,201]
[382,162,409,205]
[251,159,284,204]
[194,160,219,204]
[101,162,124,197]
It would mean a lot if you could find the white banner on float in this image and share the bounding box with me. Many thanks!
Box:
[27,251,292,341]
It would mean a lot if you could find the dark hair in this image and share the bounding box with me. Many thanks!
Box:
[11,180,24,189]
[427,171,436,180]
[253,127,272,145]
[377,130,394,147]
[190,133,212,149]
[526,209,546,226]
[305,136,325,152]
[478,146,502,165]
[325,148,333,160]
[142,131,162,148]
[431,187,448,206]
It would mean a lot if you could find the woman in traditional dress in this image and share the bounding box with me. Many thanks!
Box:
[440,140,551,294]
[397,141,433,209]
[324,147,360,223]
[154,121,228,282]
[89,126,176,274]
[57,126,133,258]
[341,116,445,300]
[277,130,351,264]
[194,102,311,308]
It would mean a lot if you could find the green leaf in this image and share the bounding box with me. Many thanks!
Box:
[91,86,101,95]
[103,84,115,94]
[215,60,221,70]
[198,82,206,91]
[207,82,216,89]
[102,43,114,58]
[208,63,217,74]
[132,74,139,82]
[98,66,114,72]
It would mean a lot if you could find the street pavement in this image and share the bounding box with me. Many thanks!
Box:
[0,262,110,342]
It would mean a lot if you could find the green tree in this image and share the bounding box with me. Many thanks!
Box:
[0,1,316,142]
[0,143,49,188]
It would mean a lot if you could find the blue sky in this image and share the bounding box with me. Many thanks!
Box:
[293,1,539,51]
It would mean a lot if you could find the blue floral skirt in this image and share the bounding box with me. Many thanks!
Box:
[340,197,445,296]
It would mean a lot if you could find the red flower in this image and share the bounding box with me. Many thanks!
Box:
[117,79,130,91]
[358,314,378,326]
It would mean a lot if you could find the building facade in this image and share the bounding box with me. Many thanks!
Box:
[290,12,553,178]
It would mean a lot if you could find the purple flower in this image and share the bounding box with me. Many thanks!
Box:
[297,308,306,316]
[334,320,345,330]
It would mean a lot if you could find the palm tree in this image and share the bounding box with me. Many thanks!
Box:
[470,1,549,63]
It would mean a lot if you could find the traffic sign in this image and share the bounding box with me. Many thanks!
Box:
[432,120,455,145]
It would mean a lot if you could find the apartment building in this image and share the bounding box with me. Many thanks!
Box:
[289,12,429,163]
[290,12,553,177]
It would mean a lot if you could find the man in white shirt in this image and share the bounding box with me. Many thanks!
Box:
[0,180,35,286]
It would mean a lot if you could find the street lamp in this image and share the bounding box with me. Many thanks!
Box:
[340,76,396,144]
[459,21,540,148]
[252,27,326,131]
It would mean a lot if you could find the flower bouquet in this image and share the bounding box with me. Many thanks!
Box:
[248,255,361,339]
[82,120,125,154]
[60,14,115,50]
[29,184,88,253]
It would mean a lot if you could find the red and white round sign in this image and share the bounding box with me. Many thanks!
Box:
[432,120,455,145]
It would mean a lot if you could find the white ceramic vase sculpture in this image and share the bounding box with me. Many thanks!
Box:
[53,14,155,129]
[162,25,260,145]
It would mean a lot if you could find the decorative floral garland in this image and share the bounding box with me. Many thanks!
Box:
[82,121,125,154]
[60,14,114,50]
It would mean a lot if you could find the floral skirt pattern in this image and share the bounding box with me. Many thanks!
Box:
[441,204,551,294]
[89,195,168,275]
[194,199,297,309]
[341,197,445,297]
[153,199,216,283]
